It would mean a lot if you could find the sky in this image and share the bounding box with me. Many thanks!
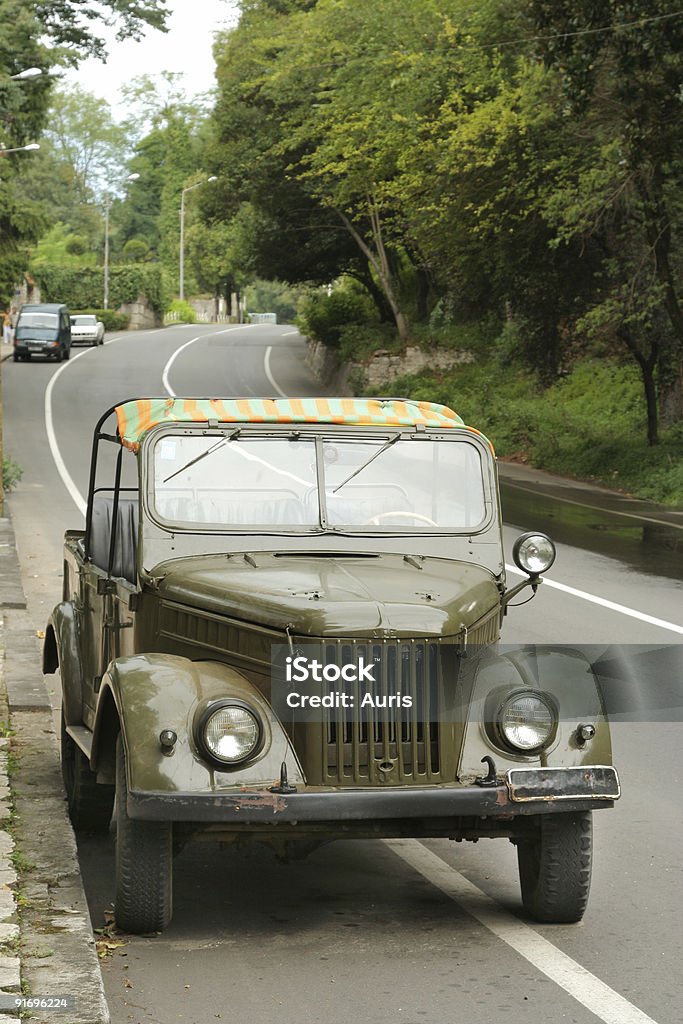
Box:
[64,0,239,118]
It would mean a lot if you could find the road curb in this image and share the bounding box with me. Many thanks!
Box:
[0,517,110,1024]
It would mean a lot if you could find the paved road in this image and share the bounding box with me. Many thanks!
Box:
[3,324,683,1024]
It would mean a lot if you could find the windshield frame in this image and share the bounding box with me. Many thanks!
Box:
[142,423,495,537]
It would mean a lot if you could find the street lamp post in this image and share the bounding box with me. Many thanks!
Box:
[0,142,40,155]
[179,176,217,301]
[8,68,43,81]
[103,172,140,310]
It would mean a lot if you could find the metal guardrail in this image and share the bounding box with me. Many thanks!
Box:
[164,312,234,324]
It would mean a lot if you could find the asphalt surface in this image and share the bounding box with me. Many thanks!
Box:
[2,324,683,1024]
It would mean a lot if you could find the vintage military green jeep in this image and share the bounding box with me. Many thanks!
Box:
[44,397,619,934]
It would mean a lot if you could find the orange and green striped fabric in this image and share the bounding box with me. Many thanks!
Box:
[114,397,484,451]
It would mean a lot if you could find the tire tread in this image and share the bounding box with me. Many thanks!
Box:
[518,811,592,923]
[115,735,172,933]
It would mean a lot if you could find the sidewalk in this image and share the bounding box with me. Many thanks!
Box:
[0,518,109,1023]
[497,459,683,528]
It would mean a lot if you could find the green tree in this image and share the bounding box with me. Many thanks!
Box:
[207,12,362,298]
[34,0,169,62]
[117,75,209,285]
[0,0,170,301]
[526,0,683,441]
[45,85,128,200]
[186,207,256,315]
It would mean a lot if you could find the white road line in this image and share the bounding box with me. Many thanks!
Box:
[162,334,201,396]
[388,840,659,1024]
[161,325,255,396]
[44,347,94,516]
[281,330,299,336]
[264,345,288,398]
[506,564,683,635]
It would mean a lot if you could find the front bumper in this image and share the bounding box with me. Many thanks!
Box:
[14,342,58,356]
[128,766,620,823]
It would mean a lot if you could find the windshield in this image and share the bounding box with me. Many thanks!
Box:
[15,312,59,341]
[153,436,318,527]
[72,316,96,326]
[321,438,485,528]
[151,432,486,531]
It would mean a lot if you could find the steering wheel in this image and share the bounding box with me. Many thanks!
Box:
[362,511,439,527]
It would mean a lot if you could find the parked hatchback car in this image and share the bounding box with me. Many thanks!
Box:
[70,314,104,346]
[44,397,620,934]
[13,303,71,362]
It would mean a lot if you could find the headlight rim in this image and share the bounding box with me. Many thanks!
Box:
[195,698,264,770]
[512,531,556,576]
[494,688,558,755]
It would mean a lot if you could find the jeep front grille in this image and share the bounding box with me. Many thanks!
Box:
[321,640,446,785]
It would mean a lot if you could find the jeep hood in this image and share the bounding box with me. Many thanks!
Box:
[150,553,500,639]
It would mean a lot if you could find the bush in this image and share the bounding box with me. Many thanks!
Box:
[338,322,402,363]
[297,280,378,349]
[164,299,196,324]
[65,235,89,256]
[2,457,23,494]
[122,238,151,263]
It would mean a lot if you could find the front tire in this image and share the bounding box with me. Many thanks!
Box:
[516,811,592,923]
[61,712,114,833]
[115,735,173,933]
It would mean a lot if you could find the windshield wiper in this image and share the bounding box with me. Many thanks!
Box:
[332,434,401,493]
[162,429,240,484]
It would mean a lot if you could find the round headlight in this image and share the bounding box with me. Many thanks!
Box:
[200,703,262,766]
[512,532,556,575]
[499,691,555,752]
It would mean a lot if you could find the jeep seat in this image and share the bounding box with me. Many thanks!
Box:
[89,496,139,583]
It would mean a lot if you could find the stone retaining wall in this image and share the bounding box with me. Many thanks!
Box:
[118,295,162,330]
[306,339,474,394]
[306,339,352,395]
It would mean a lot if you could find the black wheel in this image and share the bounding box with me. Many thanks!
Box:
[516,811,592,923]
[64,345,70,360]
[54,347,62,363]
[61,712,114,832]
[115,734,172,933]
[12,353,18,362]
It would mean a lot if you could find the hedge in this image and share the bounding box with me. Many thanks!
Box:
[32,264,167,314]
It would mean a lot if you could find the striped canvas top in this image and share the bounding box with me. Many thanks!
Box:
[114,397,489,452]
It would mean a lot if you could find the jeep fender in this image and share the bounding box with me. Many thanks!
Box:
[43,602,83,727]
[92,653,305,793]
[458,645,613,781]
